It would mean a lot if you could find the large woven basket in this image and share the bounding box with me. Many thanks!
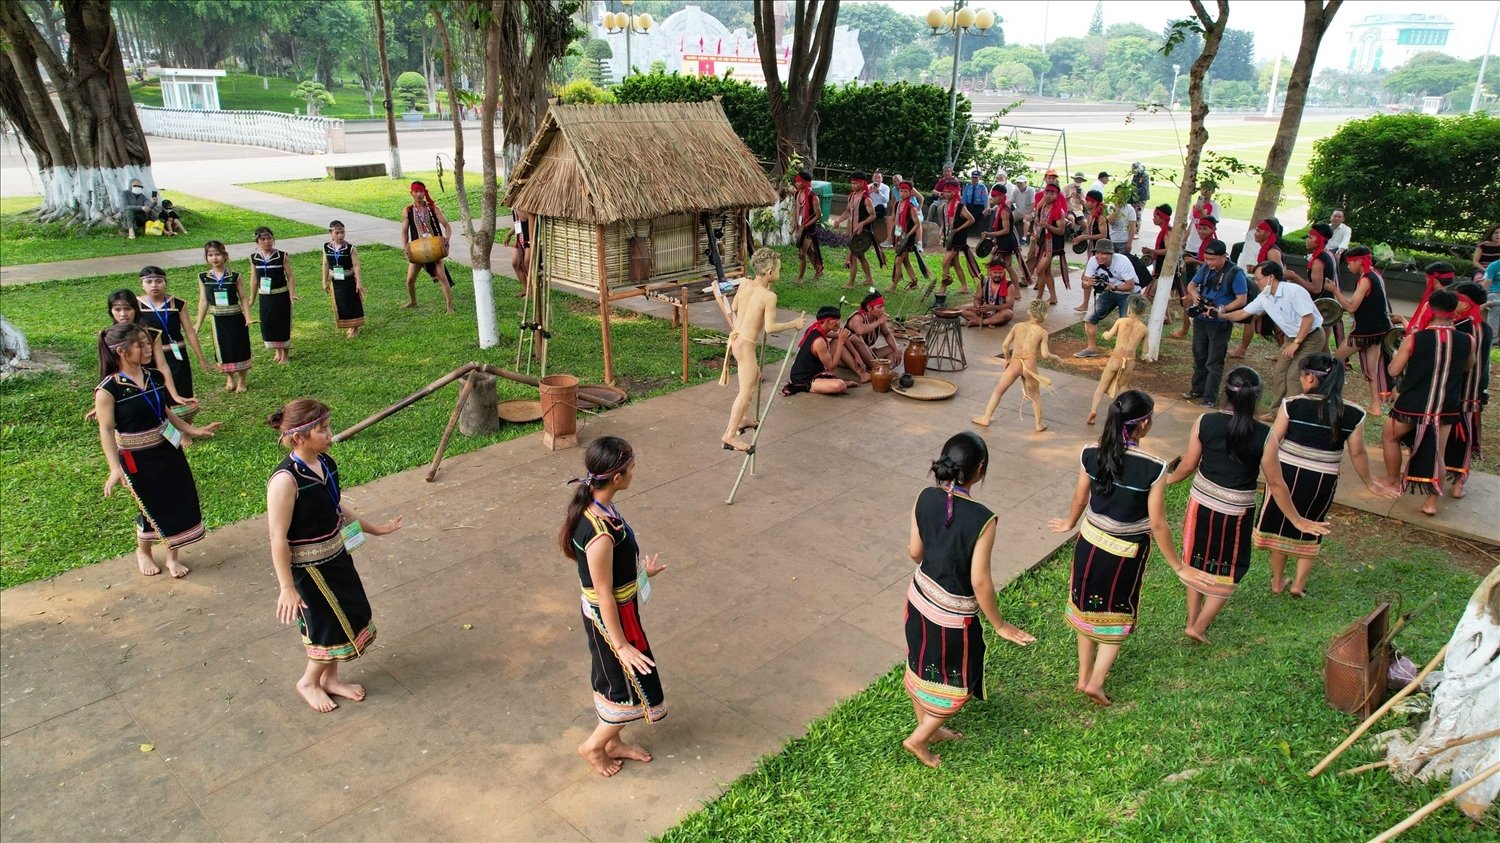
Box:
[1325,602,1391,719]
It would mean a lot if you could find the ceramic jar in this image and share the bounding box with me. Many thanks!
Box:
[870,358,894,392]
[903,338,929,376]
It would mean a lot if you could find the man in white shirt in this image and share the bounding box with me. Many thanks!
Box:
[1328,209,1351,261]
[1109,200,1138,254]
[1214,259,1326,414]
[992,169,1012,199]
[1074,240,1141,357]
[1010,175,1035,243]
[1090,171,1112,199]
[870,171,891,244]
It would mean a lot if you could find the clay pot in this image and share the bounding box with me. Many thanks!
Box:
[870,358,894,393]
[903,338,929,376]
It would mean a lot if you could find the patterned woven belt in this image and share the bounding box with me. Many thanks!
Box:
[1081,518,1144,558]
[209,304,242,316]
[1189,473,1257,515]
[290,533,345,565]
[115,424,166,450]
[263,287,289,295]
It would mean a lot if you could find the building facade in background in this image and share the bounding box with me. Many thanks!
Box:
[1345,13,1454,72]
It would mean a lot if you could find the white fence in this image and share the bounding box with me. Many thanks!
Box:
[136,106,346,154]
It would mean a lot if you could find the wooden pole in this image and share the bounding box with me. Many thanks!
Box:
[750,334,764,477]
[333,362,477,442]
[1339,728,1500,777]
[1308,644,1449,777]
[680,288,689,385]
[1365,762,1500,843]
[597,224,614,385]
[426,377,474,481]
[727,313,802,505]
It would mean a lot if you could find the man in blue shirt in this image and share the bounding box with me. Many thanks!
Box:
[1182,239,1248,405]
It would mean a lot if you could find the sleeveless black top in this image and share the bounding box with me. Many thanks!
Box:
[275,453,344,542]
[1197,412,1270,491]
[97,367,170,432]
[570,505,638,598]
[788,327,828,386]
[1393,326,1473,418]
[1351,271,1393,337]
[1309,251,1338,298]
[1081,445,1167,536]
[137,296,188,345]
[200,270,243,307]
[1284,395,1366,451]
[251,250,287,292]
[323,242,355,275]
[914,485,995,599]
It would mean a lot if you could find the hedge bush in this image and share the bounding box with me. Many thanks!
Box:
[614,70,978,182]
[1300,114,1500,251]
[1281,226,1479,277]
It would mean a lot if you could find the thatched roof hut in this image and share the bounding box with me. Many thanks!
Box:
[503,99,777,385]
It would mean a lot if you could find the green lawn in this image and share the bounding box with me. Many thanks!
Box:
[0,245,725,588]
[661,486,1485,842]
[0,194,323,267]
[243,169,508,228]
[128,71,433,120]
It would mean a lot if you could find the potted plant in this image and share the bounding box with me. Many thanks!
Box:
[396,71,427,122]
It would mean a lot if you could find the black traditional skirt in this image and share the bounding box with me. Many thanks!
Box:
[292,548,375,662]
[580,593,666,725]
[1178,475,1258,600]
[209,309,252,373]
[904,569,985,717]
[331,278,365,329]
[1254,440,1342,557]
[1394,412,1452,496]
[116,426,204,547]
[161,347,196,420]
[1445,408,1482,482]
[1066,520,1152,645]
[259,289,292,349]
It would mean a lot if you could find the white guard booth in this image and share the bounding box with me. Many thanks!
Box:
[157,68,227,111]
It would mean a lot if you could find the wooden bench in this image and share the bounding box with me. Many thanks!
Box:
[326,163,387,181]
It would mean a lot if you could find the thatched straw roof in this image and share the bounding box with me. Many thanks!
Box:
[502,100,778,225]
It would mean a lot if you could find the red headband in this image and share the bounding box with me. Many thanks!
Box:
[1428,308,1456,319]
[862,296,884,311]
[1348,253,1373,275]
[1427,271,1455,283]
[1257,220,1275,234]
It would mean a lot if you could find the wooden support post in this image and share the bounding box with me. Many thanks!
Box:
[1365,762,1500,843]
[680,287,690,384]
[458,370,499,435]
[333,363,477,442]
[426,377,474,482]
[597,223,614,385]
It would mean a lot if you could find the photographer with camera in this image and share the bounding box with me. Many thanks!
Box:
[1210,260,1325,418]
[1182,240,1248,406]
[1073,240,1140,358]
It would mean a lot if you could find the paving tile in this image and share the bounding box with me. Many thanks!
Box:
[119,804,224,843]
[0,610,113,737]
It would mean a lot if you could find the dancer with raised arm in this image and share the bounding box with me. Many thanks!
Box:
[1326,246,1394,416]
[1085,294,1150,426]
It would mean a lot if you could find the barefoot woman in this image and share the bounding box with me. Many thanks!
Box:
[266,399,403,712]
[561,436,667,776]
[903,432,1034,768]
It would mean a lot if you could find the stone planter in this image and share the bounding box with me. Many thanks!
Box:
[401,111,424,123]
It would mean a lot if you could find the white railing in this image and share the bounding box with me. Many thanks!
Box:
[135,106,346,154]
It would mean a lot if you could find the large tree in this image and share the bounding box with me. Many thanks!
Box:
[1248,1,1341,229]
[0,0,153,224]
[1144,0,1230,360]
[496,0,579,177]
[753,0,841,174]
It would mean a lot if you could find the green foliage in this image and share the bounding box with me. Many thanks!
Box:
[395,70,427,112]
[290,80,335,116]
[1383,52,1475,97]
[1301,113,1500,247]
[1087,0,1104,36]
[555,79,615,105]
[838,1,929,79]
[0,247,718,587]
[130,71,392,119]
[0,195,322,267]
[1210,79,1259,108]
[1215,29,1258,83]
[991,62,1035,92]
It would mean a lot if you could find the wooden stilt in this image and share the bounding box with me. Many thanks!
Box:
[680,287,690,385]
[727,314,802,505]
[426,377,474,481]
[1365,762,1500,843]
[597,224,614,385]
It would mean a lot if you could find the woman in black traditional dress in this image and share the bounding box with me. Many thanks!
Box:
[1327,246,1395,416]
[93,322,221,578]
[105,287,196,420]
[902,432,1034,768]
[248,226,296,363]
[266,398,403,713]
[1382,290,1475,517]
[1444,283,1493,498]
[194,240,253,392]
[1165,368,1318,643]
[1256,353,1397,596]
[321,220,366,338]
[559,436,667,777]
[137,267,208,417]
[1051,390,1183,706]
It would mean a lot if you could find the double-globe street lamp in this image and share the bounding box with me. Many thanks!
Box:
[927,1,996,166]
[603,0,654,80]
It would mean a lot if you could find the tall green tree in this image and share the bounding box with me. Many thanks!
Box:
[837,1,923,80]
[1088,1,1104,36]
[126,0,271,69]
[1215,28,1257,82]
[754,0,841,173]
[1383,52,1474,98]
[496,0,581,175]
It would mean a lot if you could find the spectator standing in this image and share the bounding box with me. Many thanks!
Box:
[1090,171,1112,199]
[870,171,891,245]
[1470,224,1499,280]
[1109,199,1139,256]
[1327,209,1352,261]
[1065,173,1087,218]
[1129,162,1150,203]
[1213,260,1327,415]
[961,170,989,235]
[1010,176,1035,244]
[1189,183,1222,234]
[1182,240,1249,406]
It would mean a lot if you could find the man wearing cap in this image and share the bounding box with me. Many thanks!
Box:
[1074,240,1141,358]
[784,305,856,395]
[1183,239,1249,405]
[961,170,989,234]
[1065,173,1087,218]
[1091,171,1112,199]
[1212,258,1325,415]
[1010,175,1035,245]
[121,178,157,239]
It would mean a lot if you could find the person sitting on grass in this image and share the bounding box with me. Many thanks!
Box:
[783,306,859,395]
[120,178,156,239]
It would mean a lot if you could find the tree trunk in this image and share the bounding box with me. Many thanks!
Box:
[457,372,500,435]
[433,1,499,349]
[1248,1,1342,226]
[0,0,153,225]
[373,0,403,179]
[422,25,439,114]
[496,0,576,179]
[1145,1,1229,360]
[754,0,840,176]
[1382,567,1500,819]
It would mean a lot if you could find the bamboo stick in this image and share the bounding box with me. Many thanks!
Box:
[727,314,802,505]
[333,362,477,442]
[680,287,690,385]
[1340,728,1500,777]
[1308,644,1448,777]
[425,377,474,481]
[1365,761,1500,843]
[597,223,615,385]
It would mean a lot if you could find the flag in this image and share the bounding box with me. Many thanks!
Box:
[716,38,722,55]
[699,36,704,51]
[679,36,684,52]
[783,43,790,59]
[735,38,740,56]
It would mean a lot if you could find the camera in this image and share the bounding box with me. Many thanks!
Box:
[1185,302,1212,319]
[1091,268,1113,295]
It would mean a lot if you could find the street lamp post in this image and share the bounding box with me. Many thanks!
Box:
[604,0,654,80]
[1170,63,1182,107]
[927,1,996,166]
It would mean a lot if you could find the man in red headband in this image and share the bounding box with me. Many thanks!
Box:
[938,181,977,297]
[830,171,883,290]
[1028,184,1070,306]
[888,180,929,291]
[1405,261,1458,335]
[792,171,825,283]
[784,305,855,395]
[401,180,456,314]
[1443,282,1492,498]
[1325,245,1395,416]
[1229,217,1286,359]
[845,291,901,371]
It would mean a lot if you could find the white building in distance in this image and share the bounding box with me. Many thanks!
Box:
[1345,13,1455,72]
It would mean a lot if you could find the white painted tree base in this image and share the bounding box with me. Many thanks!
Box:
[471,268,499,349]
[35,164,156,223]
[1,316,32,374]
[1383,566,1500,819]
